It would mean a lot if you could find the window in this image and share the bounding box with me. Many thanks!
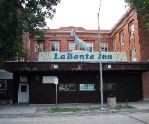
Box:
[101,42,108,51]
[34,42,43,52]
[130,24,135,39]
[113,38,117,51]
[0,80,7,94]
[86,43,93,52]
[132,48,137,61]
[59,84,76,91]
[79,84,95,91]
[120,31,125,46]
[104,83,116,91]
[21,85,27,92]
[68,42,76,50]
[50,42,59,52]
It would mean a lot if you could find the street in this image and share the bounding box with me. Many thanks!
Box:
[0,111,149,124]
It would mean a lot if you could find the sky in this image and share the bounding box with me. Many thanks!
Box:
[46,0,129,30]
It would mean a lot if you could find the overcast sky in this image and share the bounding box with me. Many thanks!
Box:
[46,0,129,30]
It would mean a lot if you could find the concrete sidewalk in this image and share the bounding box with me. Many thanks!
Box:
[0,101,149,116]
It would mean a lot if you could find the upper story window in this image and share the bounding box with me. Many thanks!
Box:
[50,42,59,52]
[131,48,137,61]
[120,31,125,46]
[113,38,117,51]
[130,24,135,39]
[86,43,93,52]
[34,41,44,52]
[68,42,76,51]
[101,42,108,51]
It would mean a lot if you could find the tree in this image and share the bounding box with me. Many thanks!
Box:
[125,0,149,28]
[0,0,60,60]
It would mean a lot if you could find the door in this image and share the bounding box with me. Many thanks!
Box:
[18,83,29,103]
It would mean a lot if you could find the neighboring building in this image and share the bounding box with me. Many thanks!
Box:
[111,9,149,62]
[1,9,149,104]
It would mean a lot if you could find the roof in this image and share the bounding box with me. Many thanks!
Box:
[46,26,111,34]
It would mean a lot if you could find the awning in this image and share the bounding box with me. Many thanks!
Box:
[0,69,13,79]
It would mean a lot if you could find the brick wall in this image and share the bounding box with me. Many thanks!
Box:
[28,27,111,61]
[111,9,141,62]
[138,16,149,61]
[142,72,149,100]
[25,10,149,62]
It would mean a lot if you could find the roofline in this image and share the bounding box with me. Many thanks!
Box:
[110,8,134,33]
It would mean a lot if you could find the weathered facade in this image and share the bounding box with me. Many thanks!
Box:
[3,62,149,104]
[1,9,149,104]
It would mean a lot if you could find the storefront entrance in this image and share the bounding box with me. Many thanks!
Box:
[18,83,29,103]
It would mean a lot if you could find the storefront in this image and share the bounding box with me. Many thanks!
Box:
[3,61,149,104]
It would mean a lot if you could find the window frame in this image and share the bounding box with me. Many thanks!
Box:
[85,42,93,52]
[131,48,137,61]
[120,31,125,46]
[34,41,44,52]
[68,42,76,51]
[113,38,117,51]
[100,42,108,52]
[50,42,59,52]
[130,24,135,39]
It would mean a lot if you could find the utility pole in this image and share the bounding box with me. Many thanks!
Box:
[98,0,104,109]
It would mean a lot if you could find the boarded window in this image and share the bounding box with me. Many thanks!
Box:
[0,80,7,94]
[59,84,76,91]
[104,83,116,91]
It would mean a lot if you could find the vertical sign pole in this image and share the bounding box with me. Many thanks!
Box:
[98,0,104,110]
[54,78,58,108]
[56,83,57,108]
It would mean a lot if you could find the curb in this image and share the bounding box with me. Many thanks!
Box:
[1,109,149,118]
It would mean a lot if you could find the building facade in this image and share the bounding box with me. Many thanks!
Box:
[1,9,149,104]
[24,9,149,62]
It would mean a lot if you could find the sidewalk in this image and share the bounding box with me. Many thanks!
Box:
[0,101,149,117]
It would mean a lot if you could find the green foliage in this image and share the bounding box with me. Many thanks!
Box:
[49,108,82,113]
[125,0,149,13]
[113,104,135,110]
[0,0,60,60]
[125,0,149,29]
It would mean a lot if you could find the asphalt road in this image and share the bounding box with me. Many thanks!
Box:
[0,111,149,124]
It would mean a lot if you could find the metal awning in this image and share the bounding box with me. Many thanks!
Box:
[0,69,13,79]
[4,62,149,72]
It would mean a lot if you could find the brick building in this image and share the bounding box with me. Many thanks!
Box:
[1,9,149,104]
[26,27,111,61]
[24,9,149,62]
